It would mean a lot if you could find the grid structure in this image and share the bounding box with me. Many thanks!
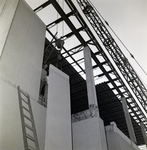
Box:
[25,0,147,146]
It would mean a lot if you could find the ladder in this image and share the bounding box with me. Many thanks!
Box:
[17,86,40,150]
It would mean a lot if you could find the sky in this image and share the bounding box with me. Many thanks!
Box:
[91,1,147,148]
[90,0,147,87]
[89,2,147,148]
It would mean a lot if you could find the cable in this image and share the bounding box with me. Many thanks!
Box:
[56,0,64,38]
[56,0,59,37]
[88,0,147,78]
[62,0,64,37]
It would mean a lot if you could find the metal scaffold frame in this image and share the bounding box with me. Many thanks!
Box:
[33,0,147,145]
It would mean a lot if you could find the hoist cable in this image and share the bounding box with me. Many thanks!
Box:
[56,0,60,37]
[88,0,147,77]
[62,0,64,37]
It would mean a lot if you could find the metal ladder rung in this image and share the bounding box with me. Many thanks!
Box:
[23,106,30,112]
[21,98,28,104]
[20,90,29,97]
[28,146,35,150]
[18,86,40,150]
[25,123,33,131]
[24,114,32,121]
[26,134,35,142]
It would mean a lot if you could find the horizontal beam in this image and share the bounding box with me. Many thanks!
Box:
[34,1,51,12]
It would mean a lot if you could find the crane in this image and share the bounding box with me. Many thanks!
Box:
[75,0,147,114]
[34,0,147,144]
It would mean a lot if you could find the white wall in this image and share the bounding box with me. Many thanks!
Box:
[72,116,107,150]
[0,79,24,150]
[31,98,47,150]
[0,0,19,56]
[99,118,108,150]
[45,65,72,150]
[0,79,47,150]
[0,0,47,149]
[105,122,139,150]
[0,0,46,101]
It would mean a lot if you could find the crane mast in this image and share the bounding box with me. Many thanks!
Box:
[76,0,147,113]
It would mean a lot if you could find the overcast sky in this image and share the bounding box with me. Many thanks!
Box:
[90,0,147,87]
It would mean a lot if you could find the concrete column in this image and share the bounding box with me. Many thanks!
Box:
[45,65,72,150]
[121,97,137,143]
[140,122,147,147]
[83,46,98,107]
[71,46,105,150]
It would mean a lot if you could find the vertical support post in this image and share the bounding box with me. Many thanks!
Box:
[121,97,137,143]
[45,65,72,150]
[83,46,98,107]
[82,46,104,150]
[140,122,147,147]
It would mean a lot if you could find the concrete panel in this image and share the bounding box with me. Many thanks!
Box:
[0,79,24,150]
[72,116,106,150]
[0,0,19,56]
[31,99,47,150]
[105,122,139,150]
[0,0,46,101]
[45,65,72,150]
[17,1,46,101]
[99,118,108,150]
[0,0,32,84]
[0,78,47,149]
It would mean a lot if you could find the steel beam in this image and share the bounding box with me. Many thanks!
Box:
[34,1,51,12]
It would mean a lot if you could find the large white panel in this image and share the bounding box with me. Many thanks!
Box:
[0,78,47,149]
[105,122,139,150]
[0,0,46,101]
[0,79,24,150]
[0,1,47,149]
[45,65,72,150]
[72,117,105,150]
[17,1,46,101]
[0,0,19,56]
[0,0,32,83]
[31,99,47,150]
[99,118,108,150]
